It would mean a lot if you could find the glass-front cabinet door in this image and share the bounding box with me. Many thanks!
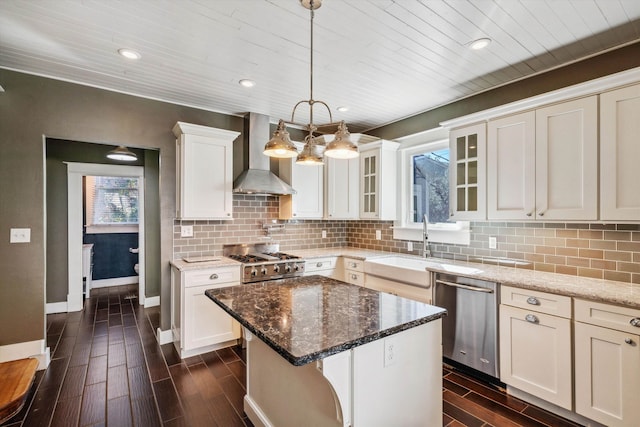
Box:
[449,123,486,220]
[360,151,378,218]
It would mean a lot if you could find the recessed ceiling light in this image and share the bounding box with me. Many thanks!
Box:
[469,38,491,50]
[239,79,256,88]
[336,106,349,112]
[118,48,141,60]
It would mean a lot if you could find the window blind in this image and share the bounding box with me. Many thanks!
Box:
[91,176,139,225]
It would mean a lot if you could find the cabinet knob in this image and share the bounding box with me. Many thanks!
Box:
[350,262,357,268]
[630,318,640,327]
[526,296,540,305]
[317,262,323,267]
[525,314,539,324]
[526,211,533,217]
[209,274,219,280]
[625,338,633,345]
[538,211,545,217]
[450,212,454,217]
[226,213,231,216]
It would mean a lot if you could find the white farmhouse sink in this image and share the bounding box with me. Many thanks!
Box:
[364,256,483,286]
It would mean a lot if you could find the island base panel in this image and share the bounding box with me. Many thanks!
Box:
[244,320,442,427]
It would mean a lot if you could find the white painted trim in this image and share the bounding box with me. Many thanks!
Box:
[66,162,146,310]
[46,301,68,314]
[144,296,160,308]
[0,340,50,370]
[156,328,173,345]
[92,276,139,288]
[440,66,640,129]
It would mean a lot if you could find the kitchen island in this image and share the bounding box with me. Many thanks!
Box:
[205,275,446,427]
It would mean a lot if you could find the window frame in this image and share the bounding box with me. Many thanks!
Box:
[393,135,470,245]
[85,175,140,234]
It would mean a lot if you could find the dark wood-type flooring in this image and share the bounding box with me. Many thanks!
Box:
[1,284,583,427]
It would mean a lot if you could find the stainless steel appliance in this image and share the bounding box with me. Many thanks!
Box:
[223,243,305,283]
[433,272,499,379]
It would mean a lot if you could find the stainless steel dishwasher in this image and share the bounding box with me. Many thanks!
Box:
[433,272,499,379]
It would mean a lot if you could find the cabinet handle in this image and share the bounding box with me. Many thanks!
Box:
[209,274,219,280]
[351,273,358,280]
[630,318,640,327]
[450,212,454,217]
[350,262,357,268]
[525,314,539,324]
[538,211,545,217]
[316,262,323,267]
[625,338,634,345]
[226,213,231,216]
[526,211,533,217]
[526,296,539,305]
[293,213,297,216]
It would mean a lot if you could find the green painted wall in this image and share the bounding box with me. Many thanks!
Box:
[0,69,242,345]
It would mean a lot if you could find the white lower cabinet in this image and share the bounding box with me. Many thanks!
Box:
[574,299,640,427]
[365,275,432,304]
[171,265,241,358]
[499,286,572,410]
[343,257,364,286]
[304,257,343,280]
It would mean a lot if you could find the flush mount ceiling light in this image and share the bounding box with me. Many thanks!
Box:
[239,79,256,88]
[469,38,492,50]
[117,48,141,60]
[106,145,137,161]
[263,0,358,165]
[336,106,349,112]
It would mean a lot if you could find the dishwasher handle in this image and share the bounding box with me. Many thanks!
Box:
[435,279,494,293]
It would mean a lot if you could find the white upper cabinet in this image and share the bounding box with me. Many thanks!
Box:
[359,140,399,220]
[173,122,240,220]
[279,148,324,219]
[600,83,640,221]
[487,96,598,221]
[325,156,359,220]
[449,123,486,220]
[488,111,536,220]
[535,96,598,221]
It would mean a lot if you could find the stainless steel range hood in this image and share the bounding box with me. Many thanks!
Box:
[233,113,296,195]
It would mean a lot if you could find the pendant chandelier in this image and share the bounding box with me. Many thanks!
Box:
[263,0,358,165]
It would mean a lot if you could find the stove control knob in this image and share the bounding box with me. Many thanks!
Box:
[250,268,258,277]
[273,264,280,273]
[285,264,292,273]
[260,267,268,276]
[294,264,301,271]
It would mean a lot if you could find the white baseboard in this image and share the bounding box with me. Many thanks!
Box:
[46,301,69,314]
[0,339,50,370]
[156,328,173,345]
[92,276,139,288]
[144,296,159,308]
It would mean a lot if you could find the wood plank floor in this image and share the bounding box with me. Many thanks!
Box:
[0,284,584,427]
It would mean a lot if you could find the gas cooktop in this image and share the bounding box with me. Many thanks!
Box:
[223,243,305,283]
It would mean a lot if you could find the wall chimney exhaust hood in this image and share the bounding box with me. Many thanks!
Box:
[233,113,296,195]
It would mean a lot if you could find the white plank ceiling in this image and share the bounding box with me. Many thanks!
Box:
[1,0,639,132]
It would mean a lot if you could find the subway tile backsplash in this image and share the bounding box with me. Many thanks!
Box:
[174,195,640,284]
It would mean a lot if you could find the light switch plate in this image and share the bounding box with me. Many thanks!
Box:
[321,230,327,238]
[375,230,382,240]
[181,225,193,238]
[407,241,413,251]
[10,228,31,243]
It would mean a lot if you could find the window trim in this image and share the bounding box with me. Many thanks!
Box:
[393,137,470,245]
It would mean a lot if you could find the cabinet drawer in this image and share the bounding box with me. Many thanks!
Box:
[305,257,337,273]
[575,299,640,334]
[184,266,240,287]
[343,257,364,272]
[345,271,365,286]
[501,285,571,318]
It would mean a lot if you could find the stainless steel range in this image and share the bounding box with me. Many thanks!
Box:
[223,243,305,283]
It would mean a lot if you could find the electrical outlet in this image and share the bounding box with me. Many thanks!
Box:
[181,225,193,238]
[489,236,497,249]
[407,241,413,251]
[10,228,31,243]
[375,230,382,240]
[384,337,398,367]
[321,230,327,238]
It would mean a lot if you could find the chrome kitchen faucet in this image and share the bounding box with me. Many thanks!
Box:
[423,214,431,258]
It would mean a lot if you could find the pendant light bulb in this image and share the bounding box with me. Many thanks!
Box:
[106,145,137,161]
[324,121,358,159]
[264,120,298,158]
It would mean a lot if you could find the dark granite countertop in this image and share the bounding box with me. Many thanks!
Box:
[205,275,446,366]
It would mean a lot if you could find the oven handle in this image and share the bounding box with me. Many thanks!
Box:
[435,279,494,293]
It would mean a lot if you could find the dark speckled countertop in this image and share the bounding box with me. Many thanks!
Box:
[205,275,446,366]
